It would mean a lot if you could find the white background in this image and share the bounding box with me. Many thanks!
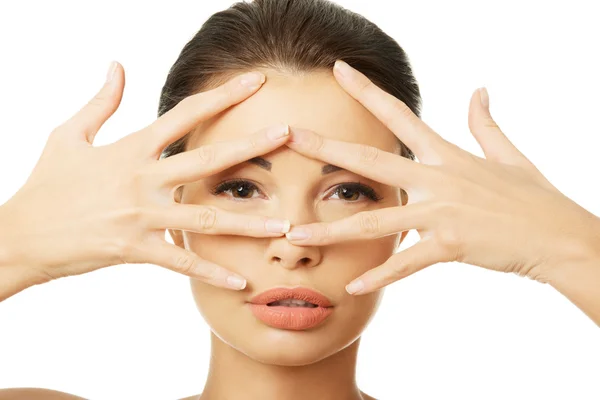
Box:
[1,1,599,399]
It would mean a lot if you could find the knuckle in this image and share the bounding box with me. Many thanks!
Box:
[358,144,379,165]
[174,253,197,275]
[197,144,216,165]
[130,167,152,195]
[358,212,381,237]
[197,206,218,231]
[482,116,500,130]
[389,100,413,123]
[221,81,236,101]
[248,134,259,150]
[316,224,331,244]
[388,264,408,281]
[245,217,257,233]
[308,132,325,153]
[114,235,138,265]
[356,76,373,96]
[433,206,462,255]
[202,265,220,281]
[48,126,66,141]
[87,93,109,109]
[435,227,461,256]
[435,201,460,223]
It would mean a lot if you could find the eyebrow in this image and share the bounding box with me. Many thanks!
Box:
[247,157,344,174]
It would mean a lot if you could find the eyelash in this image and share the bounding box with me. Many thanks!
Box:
[210,179,382,202]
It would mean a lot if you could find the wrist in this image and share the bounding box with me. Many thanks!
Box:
[546,213,600,280]
[0,204,50,301]
[544,214,600,325]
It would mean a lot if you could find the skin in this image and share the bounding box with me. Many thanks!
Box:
[1,60,599,399]
[0,65,296,302]
[168,68,406,400]
[285,61,600,325]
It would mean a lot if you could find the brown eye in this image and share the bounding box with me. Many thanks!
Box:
[337,186,360,201]
[211,179,262,200]
[326,183,382,202]
[231,182,257,198]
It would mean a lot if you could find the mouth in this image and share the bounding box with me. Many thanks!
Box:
[249,286,333,308]
[266,299,319,308]
[247,286,334,330]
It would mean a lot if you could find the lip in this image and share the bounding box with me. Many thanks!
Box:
[248,287,334,331]
[249,287,333,307]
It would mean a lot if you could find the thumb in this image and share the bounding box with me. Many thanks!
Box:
[467,87,530,167]
[61,61,124,145]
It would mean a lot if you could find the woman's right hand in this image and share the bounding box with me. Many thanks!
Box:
[0,61,291,297]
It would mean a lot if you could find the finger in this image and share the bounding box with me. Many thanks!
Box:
[141,238,247,290]
[332,60,450,161]
[468,87,533,168]
[285,202,434,245]
[286,126,429,189]
[139,71,266,157]
[60,61,124,145]
[345,237,443,295]
[154,123,290,186]
[468,88,556,189]
[145,204,291,236]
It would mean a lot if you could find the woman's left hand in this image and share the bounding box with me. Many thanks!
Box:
[284,60,600,296]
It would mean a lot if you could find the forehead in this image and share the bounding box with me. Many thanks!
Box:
[188,69,399,153]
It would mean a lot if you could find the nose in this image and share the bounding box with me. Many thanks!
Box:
[264,201,322,270]
[265,236,322,270]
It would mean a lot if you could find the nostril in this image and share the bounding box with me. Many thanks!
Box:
[300,257,311,266]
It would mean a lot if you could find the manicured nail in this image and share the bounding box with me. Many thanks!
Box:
[334,60,353,80]
[285,228,311,241]
[346,279,364,295]
[479,87,489,109]
[227,275,247,290]
[239,72,265,90]
[265,219,291,234]
[267,123,289,141]
[106,61,117,83]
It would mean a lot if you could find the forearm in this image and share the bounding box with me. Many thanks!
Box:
[0,206,47,302]
[546,217,600,327]
[548,258,600,326]
[0,262,43,302]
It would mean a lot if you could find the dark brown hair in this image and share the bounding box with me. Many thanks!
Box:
[158,0,421,161]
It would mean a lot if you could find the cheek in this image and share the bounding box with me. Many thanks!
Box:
[184,231,263,274]
[316,201,374,222]
[320,235,397,283]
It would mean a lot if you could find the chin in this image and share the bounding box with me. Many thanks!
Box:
[218,320,363,366]
[203,291,384,366]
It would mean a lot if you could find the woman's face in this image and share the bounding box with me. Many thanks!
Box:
[169,69,407,366]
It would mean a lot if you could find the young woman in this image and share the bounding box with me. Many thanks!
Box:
[1,0,598,399]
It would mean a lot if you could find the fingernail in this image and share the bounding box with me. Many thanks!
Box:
[346,280,364,295]
[239,72,265,90]
[479,87,489,109]
[334,60,353,80]
[106,61,117,83]
[285,228,311,241]
[267,123,289,141]
[265,219,291,234]
[287,126,309,145]
[227,275,247,290]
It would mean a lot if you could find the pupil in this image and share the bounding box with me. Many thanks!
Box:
[341,187,359,201]
[234,184,252,198]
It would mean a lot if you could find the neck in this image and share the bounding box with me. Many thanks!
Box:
[199,331,366,400]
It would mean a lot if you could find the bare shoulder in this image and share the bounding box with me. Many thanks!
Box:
[179,395,200,400]
[0,388,86,400]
